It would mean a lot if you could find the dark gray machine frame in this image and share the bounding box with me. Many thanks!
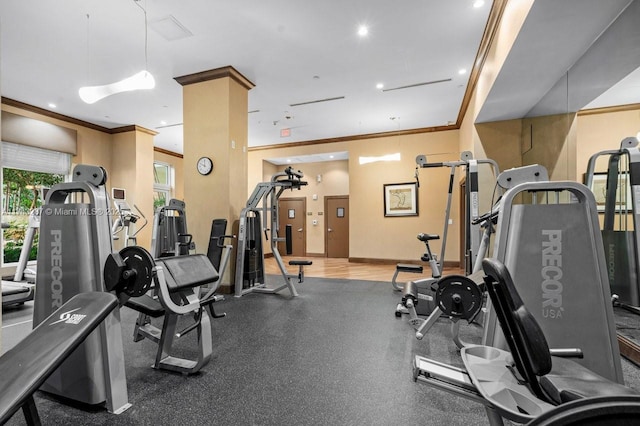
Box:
[585,136,640,309]
[483,177,623,383]
[150,198,193,258]
[412,165,629,425]
[33,164,130,414]
[234,167,308,297]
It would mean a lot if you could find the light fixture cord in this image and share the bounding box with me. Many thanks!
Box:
[133,0,149,70]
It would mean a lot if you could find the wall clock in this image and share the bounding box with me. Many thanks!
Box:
[197,156,213,175]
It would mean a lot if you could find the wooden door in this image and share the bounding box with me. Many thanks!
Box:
[278,198,306,256]
[325,196,349,258]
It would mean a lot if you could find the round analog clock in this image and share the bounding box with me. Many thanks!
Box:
[197,156,213,175]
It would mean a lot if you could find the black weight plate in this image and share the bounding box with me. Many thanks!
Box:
[435,275,483,321]
[119,246,155,297]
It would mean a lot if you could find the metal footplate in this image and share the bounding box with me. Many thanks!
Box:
[412,356,485,404]
[414,345,556,425]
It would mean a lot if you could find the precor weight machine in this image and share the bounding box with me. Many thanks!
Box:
[412,165,632,424]
[33,165,131,414]
[150,198,194,258]
[585,136,640,312]
[234,166,312,297]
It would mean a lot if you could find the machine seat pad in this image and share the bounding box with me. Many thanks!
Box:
[0,292,118,424]
[124,294,165,318]
[540,356,640,404]
[396,264,424,273]
[417,233,440,242]
[289,260,312,266]
[157,254,219,293]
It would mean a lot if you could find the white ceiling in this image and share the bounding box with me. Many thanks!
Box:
[1,1,638,160]
[477,0,640,123]
[0,0,491,155]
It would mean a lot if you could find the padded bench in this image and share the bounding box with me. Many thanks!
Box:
[0,292,118,425]
[391,264,424,291]
[289,260,312,283]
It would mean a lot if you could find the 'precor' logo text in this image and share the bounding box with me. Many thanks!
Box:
[541,230,563,320]
[51,230,63,309]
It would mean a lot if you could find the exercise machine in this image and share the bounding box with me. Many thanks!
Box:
[107,246,227,375]
[585,136,640,312]
[393,154,505,344]
[401,209,500,347]
[33,164,131,414]
[111,187,147,247]
[120,218,233,374]
[0,292,119,425]
[150,198,194,258]
[484,168,623,383]
[12,208,41,283]
[234,166,312,297]
[392,233,441,316]
[415,151,500,275]
[412,258,638,425]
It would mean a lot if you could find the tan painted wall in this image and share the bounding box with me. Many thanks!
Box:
[576,108,640,176]
[522,113,577,181]
[248,132,465,263]
[154,151,184,201]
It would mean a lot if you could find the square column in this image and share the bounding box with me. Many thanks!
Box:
[176,66,254,290]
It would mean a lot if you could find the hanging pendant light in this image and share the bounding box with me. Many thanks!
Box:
[79,70,155,104]
[79,0,154,104]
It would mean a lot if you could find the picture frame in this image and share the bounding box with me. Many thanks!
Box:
[589,172,632,212]
[383,182,418,217]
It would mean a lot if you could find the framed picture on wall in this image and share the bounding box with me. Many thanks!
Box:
[589,172,632,212]
[383,182,418,217]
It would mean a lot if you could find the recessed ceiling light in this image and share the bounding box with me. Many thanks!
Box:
[48,103,56,108]
[329,155,334,159]
[473,0,485,8]
[160,120,167,126]
[357,25,369,37]
[287,159,292,163]
[458,69,467,75]
[376,83,384,90]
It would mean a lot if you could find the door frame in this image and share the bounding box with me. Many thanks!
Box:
[324,195,349,258]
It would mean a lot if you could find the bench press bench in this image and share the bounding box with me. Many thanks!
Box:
[0,292,118,425]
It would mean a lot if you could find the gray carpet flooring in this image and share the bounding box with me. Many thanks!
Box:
[3,275,640,425]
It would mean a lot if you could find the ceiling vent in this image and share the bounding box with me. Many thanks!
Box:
[382,78,451,92]
[290,96,345,107]
[149,15,193,41]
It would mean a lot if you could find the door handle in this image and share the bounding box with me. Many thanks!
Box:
[328,228,333,232]
[297,228,303,232]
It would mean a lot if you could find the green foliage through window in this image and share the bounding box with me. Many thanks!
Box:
[2,168,64,264]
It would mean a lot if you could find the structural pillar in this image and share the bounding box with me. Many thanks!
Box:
[175,66,254,291]
[109,125,156,251]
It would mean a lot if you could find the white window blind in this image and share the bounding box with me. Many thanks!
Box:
[1,141,71,175]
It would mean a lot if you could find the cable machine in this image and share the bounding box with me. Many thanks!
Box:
[414,151,500,275]
[585,136,640,312]
[234,167,310,297]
